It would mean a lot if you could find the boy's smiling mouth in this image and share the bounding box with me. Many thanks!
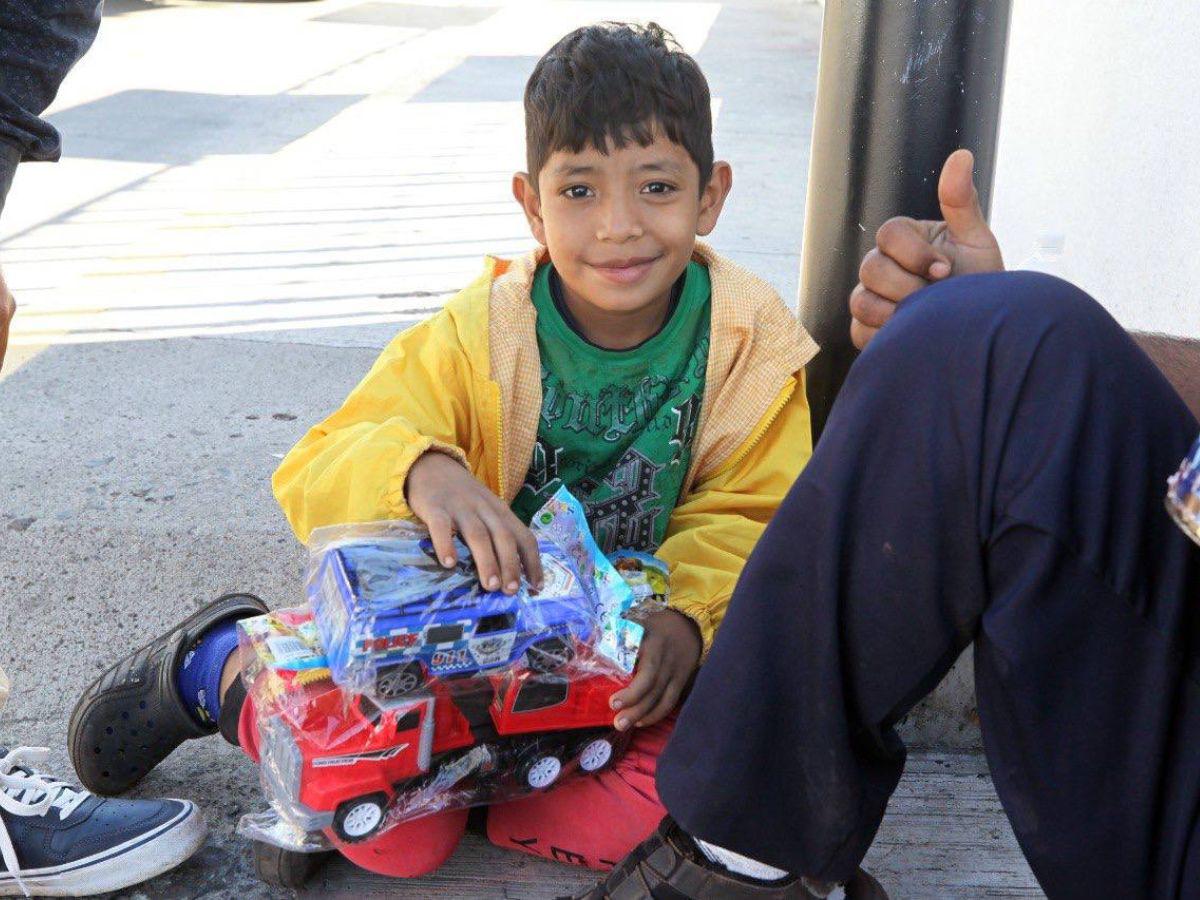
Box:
[589,254,663,285]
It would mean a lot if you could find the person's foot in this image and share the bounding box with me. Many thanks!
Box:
[68,593,267,795]
[562,818,889,899]
[0,746,207,896]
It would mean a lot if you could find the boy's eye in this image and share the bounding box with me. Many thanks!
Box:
[562,185,594,199]
[642,182,676,195]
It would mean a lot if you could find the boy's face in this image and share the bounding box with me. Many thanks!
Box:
[513,130,732,318]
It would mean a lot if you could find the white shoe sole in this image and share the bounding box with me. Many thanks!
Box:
[0,800,208,897]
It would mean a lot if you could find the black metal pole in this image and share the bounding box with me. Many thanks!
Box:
[799,0,1012,442]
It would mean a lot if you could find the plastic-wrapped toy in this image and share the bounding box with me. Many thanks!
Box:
[238,605,631,845]
[1167,433,1200,547]
[238,489,661,859]
[307,486,645,700]
[308,530,597,699]
[529,488,645,672]
[610,550,671,609]
[252,649,630,843]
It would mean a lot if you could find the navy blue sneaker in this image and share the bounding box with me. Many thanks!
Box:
[0,747,206,896]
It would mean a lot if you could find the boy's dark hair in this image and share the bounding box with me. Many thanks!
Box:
[524,22,713,193]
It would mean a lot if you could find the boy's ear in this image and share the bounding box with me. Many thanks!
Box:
[512,172,547,246]
[695,161,733,237]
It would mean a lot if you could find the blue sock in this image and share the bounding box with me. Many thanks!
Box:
[176,618,241,727]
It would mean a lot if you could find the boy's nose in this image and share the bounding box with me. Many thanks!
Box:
[595,196,644,242]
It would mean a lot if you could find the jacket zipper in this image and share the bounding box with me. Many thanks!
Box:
[700,375,798,483]
[493,382,507,501]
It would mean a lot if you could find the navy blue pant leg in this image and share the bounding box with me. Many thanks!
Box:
[657,272,1200,898]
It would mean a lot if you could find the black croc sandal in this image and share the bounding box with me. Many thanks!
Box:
[68,592,268,796]
[563,817,890,900]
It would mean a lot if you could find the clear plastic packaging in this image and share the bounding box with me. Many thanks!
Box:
[238,603,634,847]
[610,550,670,610]
[237,806,333,853]
[307,486,643,700]
[237,488,659,850]
[1167,433,1200,547]
[530,490,649,672]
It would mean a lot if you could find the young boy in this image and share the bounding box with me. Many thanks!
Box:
[67,22,821,880]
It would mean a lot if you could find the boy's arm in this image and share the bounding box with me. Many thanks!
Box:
[657,374,813,656]
[271,311,477,544]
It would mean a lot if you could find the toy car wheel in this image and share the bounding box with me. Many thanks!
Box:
[526,636,574,673]
[333,793,389,843]
[376,661,425,698]
[251,840,333,888]
[521,753,564,790]
[577,736,615,773]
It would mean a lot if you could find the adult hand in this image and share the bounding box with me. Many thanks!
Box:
[406,450,544,594]
[850,148,1005,349]
[0,266,14,372]
[610,609,701,731]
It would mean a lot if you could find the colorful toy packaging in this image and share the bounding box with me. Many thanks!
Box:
[1167,432,1200,547]
[609,550,670,609]
[237,489,664,852]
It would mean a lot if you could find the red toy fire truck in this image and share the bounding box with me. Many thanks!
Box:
[259,657,630,843]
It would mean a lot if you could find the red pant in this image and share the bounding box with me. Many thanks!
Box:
[239,697,670,877]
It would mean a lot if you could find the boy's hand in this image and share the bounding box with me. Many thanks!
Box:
[0,266,15,372]
[406,450,544,594]
[610,609,701,731]
[850,148,1005,350]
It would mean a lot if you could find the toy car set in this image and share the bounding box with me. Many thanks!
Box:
[238,494,658,877]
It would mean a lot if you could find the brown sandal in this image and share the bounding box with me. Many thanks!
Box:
[563,817,889,900]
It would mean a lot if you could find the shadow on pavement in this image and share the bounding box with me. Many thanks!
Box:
[47,90,366,164]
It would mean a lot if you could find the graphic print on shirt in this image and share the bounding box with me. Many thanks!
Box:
[520,377,676,554]
[541,375,674,442]
[669,394,703,466]
[525,437,563,495]
[576,449,663,554]
[510,260,712,553]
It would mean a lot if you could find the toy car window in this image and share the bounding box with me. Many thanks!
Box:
[476,613,516,634]
[359,695,383,722]
[360,695,421,728]
[426,624,464,644]
[512,677,569,713]
[394,710,421,732]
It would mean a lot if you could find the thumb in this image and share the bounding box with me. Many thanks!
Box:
[937,149,991,247]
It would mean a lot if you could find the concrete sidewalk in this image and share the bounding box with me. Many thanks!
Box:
[0,0,1036,895]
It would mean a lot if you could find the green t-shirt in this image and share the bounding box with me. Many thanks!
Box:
[510,261,711,554]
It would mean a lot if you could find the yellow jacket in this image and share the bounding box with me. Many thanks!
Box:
[272,242,819,653]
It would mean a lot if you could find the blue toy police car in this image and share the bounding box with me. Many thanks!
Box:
[309,537,596,698]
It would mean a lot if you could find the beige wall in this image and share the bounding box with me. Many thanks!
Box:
[991,1,1200,339]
